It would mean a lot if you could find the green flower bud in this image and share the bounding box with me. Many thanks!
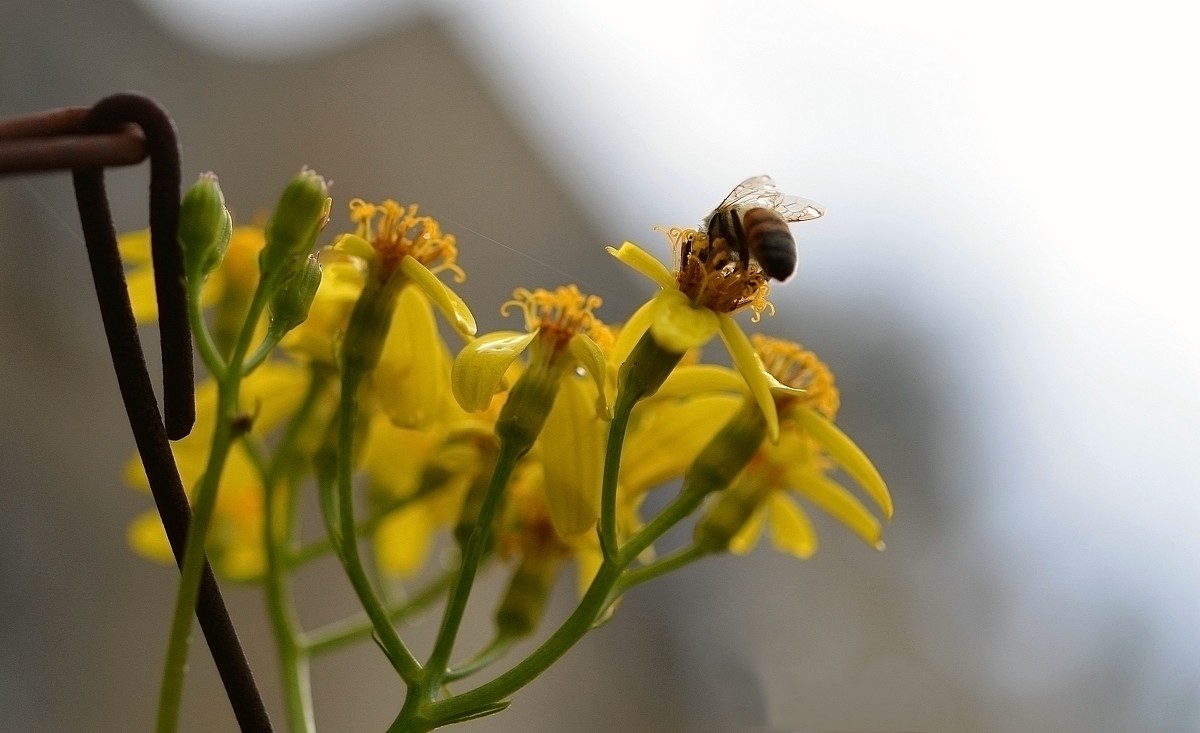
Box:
[260,169,331,277]
[693,480,761,553]
[267,253,322,338]
[689,400,770,553]
[493,339,572,458]
[680,398,767,499]
[615,330,686,411]
[340,274,404,379]
[178,172,232,280]
[494,555,560,639]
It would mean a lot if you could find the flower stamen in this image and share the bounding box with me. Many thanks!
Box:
[658,226,774,321]
[753,334,840,418]
[501,285,613,352]
[348,198,464,283]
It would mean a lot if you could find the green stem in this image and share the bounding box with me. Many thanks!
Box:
[257,369,329,733]
[155,282,271,733]
[333,372,422,682]
[186,274,225,377]
[412,559,624,730]
[424,441,521,690]
[618,487,708,565]
[263,468,314,733]
[444,634,515,683]
[301,569,457,656]
[614,544,708,597]
[599,332,685,559]
[599,392,635,560]
[241,332,283,376]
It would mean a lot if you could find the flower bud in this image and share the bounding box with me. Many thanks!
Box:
[178,173,232,279]
[260,169,331,277]
[494,554,560,639]
[267,253,322,339]
[693,480,761,553]
[679,398,767,499]
[493,339,572,459]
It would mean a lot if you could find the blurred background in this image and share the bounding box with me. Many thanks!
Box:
[2,1,1197,731]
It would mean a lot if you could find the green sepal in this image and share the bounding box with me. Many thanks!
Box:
[178,173,231,280]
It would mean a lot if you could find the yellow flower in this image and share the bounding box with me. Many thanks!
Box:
[124,361,311,580]
[334,199,475,342]
[451,285,611,417]
[451,286,613,537]
[608,229,781,440]
[694,336,891,558]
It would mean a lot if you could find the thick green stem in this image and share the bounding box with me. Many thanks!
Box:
[600,332,684,559]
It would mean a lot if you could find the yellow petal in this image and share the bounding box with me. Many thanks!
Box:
[375,506,437,577]
[568,333,611,419]
[452,330,536,412]
[765,493,817,559]
[621,394,741,496]
[654,364,745,400]
[400,256,477,337]
[239,361,310,437]
[790,471,884,550]
[612,299,656,366]
[649,289,720,353]
[792,407,892,520]
[118,229,152,263]
[374,285,455,429]
[126,511,174,565]
[606,241,674,290]
[125,266,162,323]
[573,543,604,598]
[728,502,768,555]
[718,314,779,443]
[540,375,605,536]
[360,416,440,498]
[330,232,376,262]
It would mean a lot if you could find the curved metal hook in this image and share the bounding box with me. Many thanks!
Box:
[0,92,277,733]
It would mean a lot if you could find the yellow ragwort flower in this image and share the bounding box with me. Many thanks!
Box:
[451,285,611,418]
[695,335,891,559]
[608,229,781,440]
[333,198,475,338]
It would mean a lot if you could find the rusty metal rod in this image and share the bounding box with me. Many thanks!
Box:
[0,107,145,173]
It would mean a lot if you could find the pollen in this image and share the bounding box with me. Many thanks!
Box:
[348,198,464,283]
[752,334,840,418]
[659,227,774,321]
[501,285,613,351]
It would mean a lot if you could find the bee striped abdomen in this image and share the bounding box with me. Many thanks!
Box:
[740,206,797,281]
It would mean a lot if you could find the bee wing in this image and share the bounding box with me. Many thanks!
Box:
[774,194,825,222]
[717,174,781,209]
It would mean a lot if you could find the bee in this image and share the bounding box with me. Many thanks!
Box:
[701,175,825,282]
